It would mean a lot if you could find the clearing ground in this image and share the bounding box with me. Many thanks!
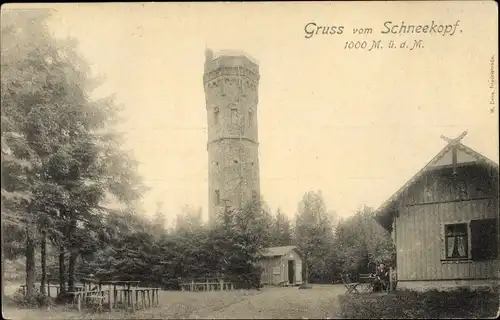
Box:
[2,283,345,319]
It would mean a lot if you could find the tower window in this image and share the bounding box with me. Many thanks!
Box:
[248,110,253,128]
[231,109,238,125]
[252,190,258,200]
[234,160,238,164]
[214,107,219,125]
[215,189,220,205]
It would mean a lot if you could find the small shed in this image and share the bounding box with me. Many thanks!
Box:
[374,132,499,291]
[259,246,303,286]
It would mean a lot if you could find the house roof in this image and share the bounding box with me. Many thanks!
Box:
[261,246,299,257]
[374,134,499,231]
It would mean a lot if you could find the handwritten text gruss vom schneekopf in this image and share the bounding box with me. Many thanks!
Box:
[304,20,462,51]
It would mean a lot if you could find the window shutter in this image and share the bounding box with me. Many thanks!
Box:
[471,219,498,261]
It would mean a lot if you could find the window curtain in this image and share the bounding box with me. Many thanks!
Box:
[453,235,467,257]
[447,231,467,258]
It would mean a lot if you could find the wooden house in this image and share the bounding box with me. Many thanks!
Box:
[374,133,499,291]
[259,246,303,286]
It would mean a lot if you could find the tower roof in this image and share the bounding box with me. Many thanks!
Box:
[211,49,259,65]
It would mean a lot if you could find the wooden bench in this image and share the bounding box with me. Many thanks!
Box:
[358,274,377,293]
[84,293,106,311]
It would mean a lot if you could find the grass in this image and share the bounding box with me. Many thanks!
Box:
[338,287,499,319]
[2,282,261,320]
[2,283,345,319]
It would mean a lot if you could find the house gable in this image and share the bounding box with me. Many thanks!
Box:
[374,136,499,232]
[373,133,499,284]
[428,145,479,168]
[399,164,498,207]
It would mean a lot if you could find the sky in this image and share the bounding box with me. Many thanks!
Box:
[14,2,498,223]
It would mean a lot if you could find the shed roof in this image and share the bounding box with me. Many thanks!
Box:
[261,246,299,257]
[374,133,498,231]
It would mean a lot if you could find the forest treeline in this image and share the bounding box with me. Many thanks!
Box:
[1,9,395,303]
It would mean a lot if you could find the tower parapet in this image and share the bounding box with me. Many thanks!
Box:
[204,51,260,83]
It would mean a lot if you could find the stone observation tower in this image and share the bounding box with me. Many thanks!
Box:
[203,49,261,225]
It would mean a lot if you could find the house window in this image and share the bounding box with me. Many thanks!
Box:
[456,180,468,200]
[424,179,438,202]
[215,189,220,205]
[444,223,469,259]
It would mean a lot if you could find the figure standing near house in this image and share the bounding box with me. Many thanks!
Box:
[374,263,389,292]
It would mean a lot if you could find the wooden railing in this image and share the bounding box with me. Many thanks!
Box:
[179,278,234,292]
[20,283,85,297]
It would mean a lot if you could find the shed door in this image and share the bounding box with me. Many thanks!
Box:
[288,260,295,284]
[295,260,302,283]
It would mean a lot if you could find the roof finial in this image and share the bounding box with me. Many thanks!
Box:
[440,130,468,145]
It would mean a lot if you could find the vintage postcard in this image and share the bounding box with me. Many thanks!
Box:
[1,1,498,319]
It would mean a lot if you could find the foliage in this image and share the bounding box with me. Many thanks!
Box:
[175,205,203,233]
[334,205,395,276]
[294,191,337,283]
[75,198,273,290]
[270,208,293,246]
[339,288,499,319]
[152,201,167,237]
[288,191,395,284]
[1,7,146,297]
[11,287,55,308]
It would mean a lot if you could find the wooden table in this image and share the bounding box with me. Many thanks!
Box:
[342,274,377,295]
[68,279,160,312]
[115,287,160,311]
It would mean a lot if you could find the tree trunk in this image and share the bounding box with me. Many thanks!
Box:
[303,254,309,284]
[25,230,36,298]
[1,204,5,303]
[67,214,77,292]
[58,246,66,294]
[68,249,78,292]
[40,231,47,295]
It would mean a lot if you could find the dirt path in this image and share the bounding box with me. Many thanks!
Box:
[196,285,345,319]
